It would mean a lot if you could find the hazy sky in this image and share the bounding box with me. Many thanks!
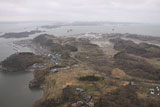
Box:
[0,0,160,23]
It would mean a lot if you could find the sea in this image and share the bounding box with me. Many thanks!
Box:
[0,22,160,107]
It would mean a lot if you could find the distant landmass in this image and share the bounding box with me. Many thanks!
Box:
[0,30,43,38]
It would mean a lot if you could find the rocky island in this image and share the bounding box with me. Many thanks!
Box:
[2,33,160,107]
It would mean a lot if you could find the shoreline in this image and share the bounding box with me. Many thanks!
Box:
[1,32,160,107]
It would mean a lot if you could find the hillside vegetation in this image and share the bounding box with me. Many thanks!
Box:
[1,52,42,72]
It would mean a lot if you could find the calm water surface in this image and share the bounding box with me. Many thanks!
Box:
[0,25,43,107]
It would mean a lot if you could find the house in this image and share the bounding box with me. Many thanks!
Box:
[130,81,135,86]
[150,91,154,95]
[149,89,154,91]
[32,63,45,68]
[48,54,51,57]
[32,63,37,68]
[55,62,58,65]
[51,68,57,73]
[76,88,85,92]
[156,87,159,91]
[149,89,155,95]
[51,59,56,63]
[51,59,59,65]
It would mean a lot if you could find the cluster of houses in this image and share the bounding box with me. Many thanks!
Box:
[47,53,61,59]
[32,53,61,69]
[51,59,59,65]
[32,63,46,69]
[149,86,160,96]
[48,53,61,65]
[50,66,71,73]
[34,45,61,65]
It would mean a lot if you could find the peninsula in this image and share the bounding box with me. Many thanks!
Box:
[1,33,160,107]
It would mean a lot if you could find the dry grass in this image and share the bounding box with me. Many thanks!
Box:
[111,68,156,83]
[111,68,130,79]
[102,86,117,94]
[146,58,160,69]
[43,66,104,100]
[91,40,118,57]
[136,92,148,99]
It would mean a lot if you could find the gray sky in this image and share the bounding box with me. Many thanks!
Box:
[0,0,160,23]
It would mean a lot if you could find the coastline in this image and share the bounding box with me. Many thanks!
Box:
[1,32,160,107]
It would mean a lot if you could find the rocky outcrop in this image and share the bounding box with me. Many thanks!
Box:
[29,79,41,89]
